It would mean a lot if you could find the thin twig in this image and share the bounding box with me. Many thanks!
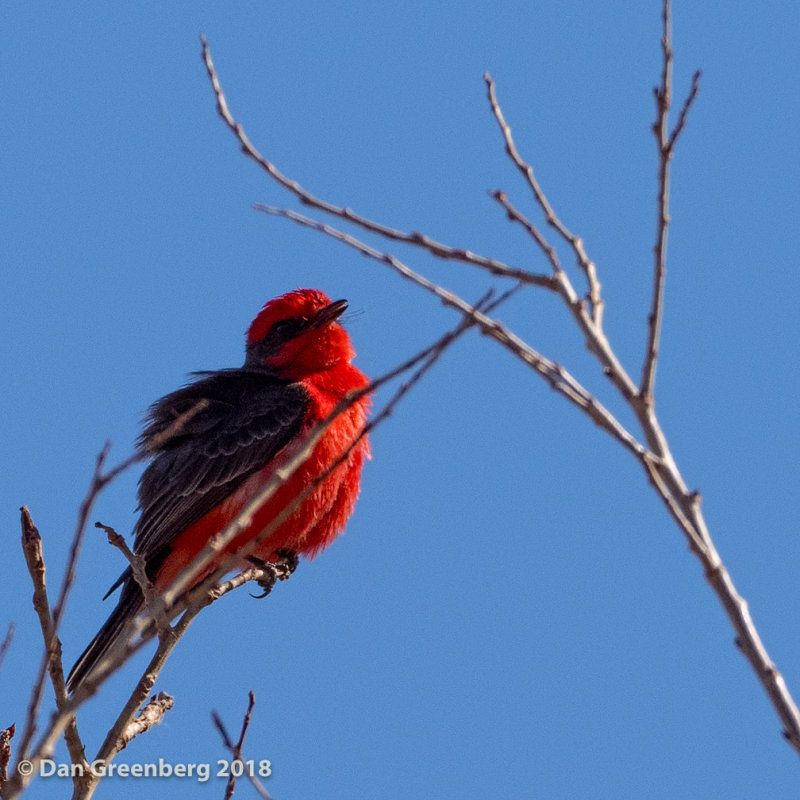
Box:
[0,623,15,675]
[117,692,174,751]
[640,0,702,404]
[640,0,673,407]
[51,444,112,633]
[491,189,564,275]
[489,189,638,404]
[255,204,646,461]
[16,508,89,793]
[198,35,551,289]
[97,522,171,637]
[668,69,702,152]
[483,72,604,325]
[213,692,273,800]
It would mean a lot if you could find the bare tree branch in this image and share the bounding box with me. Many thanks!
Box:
[97,522,171,638]
[0,724,15,798]
[197,0,800,761]
[117,692,174,751]
[641,0,702,404]
[0,624,14,676]
[483,72,604,325]
[11,290,498,800]
[668,69,702,152]
[16,508,89,795]
[8,573,228,800]
[5,402,217,800]
[212,691,273,800]
[254,204,647,462]
[199,36,553,289]
[489,188,639,405]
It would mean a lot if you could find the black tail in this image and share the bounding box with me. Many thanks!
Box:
[67,583,142,694]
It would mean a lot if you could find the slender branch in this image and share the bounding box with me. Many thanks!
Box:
[117,692,174,751]
[0,624,14,675]
[97,522,171,637]
[668,69,702,152]
[198,36,552,289]
[641,0,702,404]
[213,692,273,800]
[51,444,113,635]
[255,204,647,462]
[489,190,639,405]
[16,508,89,794]
[483,72,604,325]
[641,0,673,407]
[0,724,14,798]
[491,189,564,275]
[255,202,557,302]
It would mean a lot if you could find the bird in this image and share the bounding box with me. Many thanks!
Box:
[67,288,371,692]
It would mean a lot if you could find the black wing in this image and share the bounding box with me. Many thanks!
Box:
[69,369,308,693]
[135,368,309,560]
[102,369,308,601]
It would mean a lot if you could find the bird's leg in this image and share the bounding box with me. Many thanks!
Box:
[247,550,299,598]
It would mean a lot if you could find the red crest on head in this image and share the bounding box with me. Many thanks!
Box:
[247,288,332,345]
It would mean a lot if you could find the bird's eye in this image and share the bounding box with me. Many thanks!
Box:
[271,317,307,338]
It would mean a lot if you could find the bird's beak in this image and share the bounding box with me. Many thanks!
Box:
[311,299,348,328]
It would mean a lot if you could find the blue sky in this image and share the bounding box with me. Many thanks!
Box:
[2,2,799,798]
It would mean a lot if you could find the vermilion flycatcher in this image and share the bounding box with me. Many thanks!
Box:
[68,288,370,691]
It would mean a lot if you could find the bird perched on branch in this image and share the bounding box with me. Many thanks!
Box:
[68,288,371,692]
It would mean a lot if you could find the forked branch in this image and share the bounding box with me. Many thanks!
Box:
[641,0,702,405]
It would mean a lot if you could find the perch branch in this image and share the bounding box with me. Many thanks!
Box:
[23,298,496,800]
